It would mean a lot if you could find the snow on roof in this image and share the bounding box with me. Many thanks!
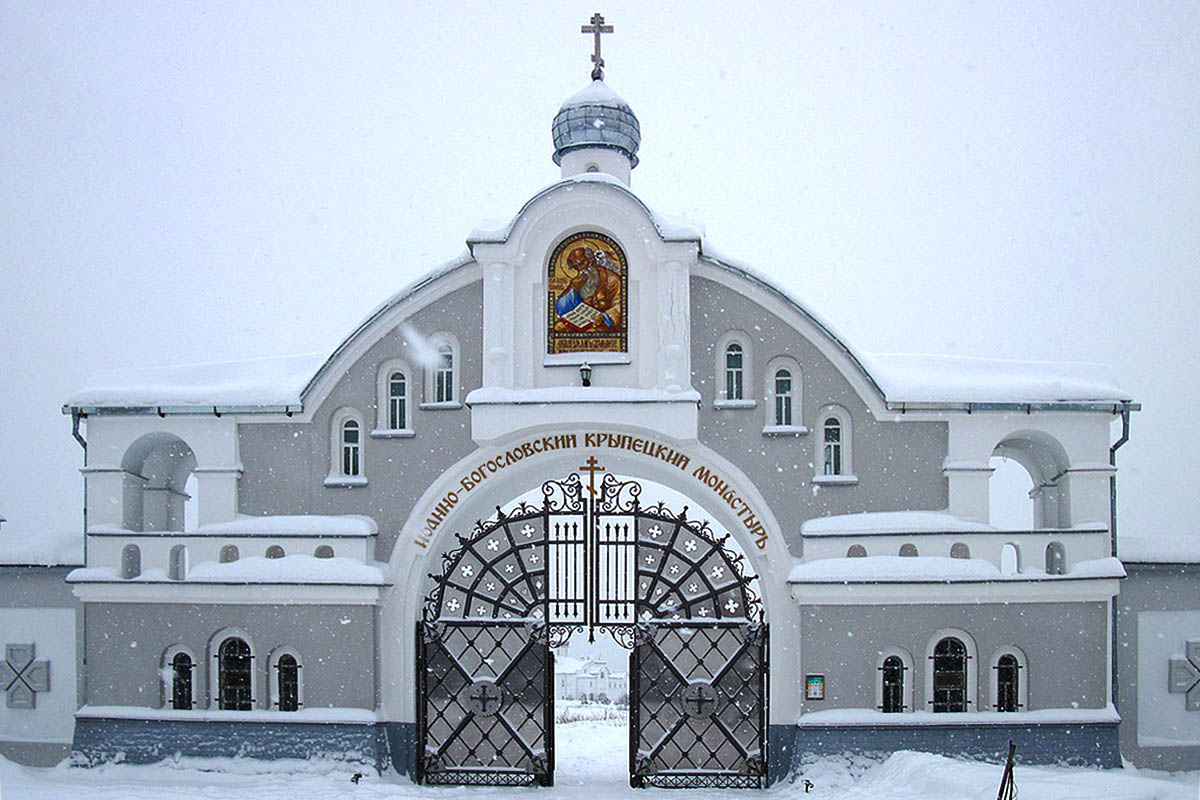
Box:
[88,514,377,537]
[1119,536,1200,564]
[68,555,387,585]
[861,352,1128,404]
[802,510,995,536]
[0,528,83,566]
[787,555,1125,583]
[560,79,632,109]
[67,352,325,409]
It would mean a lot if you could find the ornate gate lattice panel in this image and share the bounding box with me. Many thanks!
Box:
[629,620,768,788]
[417,620,553,786]
[417,471,767,788]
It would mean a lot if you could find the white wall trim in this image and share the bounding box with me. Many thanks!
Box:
[924,628,979,712]
[267,646,304,711]
[875,646,916,713]
[815,404,853,479]
[160,643,198,709]
[715,330,753,405]
[987,644,1029,712]
[206,627,257,710]
[374,357,414,434]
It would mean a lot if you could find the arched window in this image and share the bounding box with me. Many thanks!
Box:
[823,417,843,475]
[435,345,454,403]
[121,544,141,579]
[725,344,745,401]
[773,370,793,426]
[899,543,919,557]
[995,654,1021,711]
[387,371,407,430]
[314,544,334,559]
[171,651,194,709]
[219,544,239,563]
[847,544,867,558]
[931,637,969,712]
[168,544,188,580]
[950,542,970,559]
[265,545,285,559]
[341,419,361,477]
[1045,541,1066,575]
[1000,543,1020,575]
[272,651,302,712]
[880,656,906,713]
[119,432,197,532]
[217,637,253,710]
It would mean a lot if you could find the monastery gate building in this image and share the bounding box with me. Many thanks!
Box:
[10,30,1200,786]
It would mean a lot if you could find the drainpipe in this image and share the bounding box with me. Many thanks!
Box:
[1109,403,1132,714]
[70,408,89,709]
[71,410,87,533]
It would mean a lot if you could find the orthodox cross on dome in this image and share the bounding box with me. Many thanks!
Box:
[0,643,50,709]
[581,12,614,81]
[579,455,606,497]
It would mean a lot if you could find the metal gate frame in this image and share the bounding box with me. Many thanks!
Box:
[417,470,767,788]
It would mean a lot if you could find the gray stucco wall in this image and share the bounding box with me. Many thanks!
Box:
[237,280,483,562]
[798,602,1109,713]
[691,276,949,556]
[84,603,375,709]
[1117,563,1200,770]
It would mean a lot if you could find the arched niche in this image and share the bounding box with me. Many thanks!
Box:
[119,432,197,531]
[990,429,1072,528]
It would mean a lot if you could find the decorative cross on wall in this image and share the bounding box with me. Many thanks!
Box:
[0,643,50,709]
[1168,639,1200,710]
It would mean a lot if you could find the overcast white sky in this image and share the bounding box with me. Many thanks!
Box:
[1,1,1196,549]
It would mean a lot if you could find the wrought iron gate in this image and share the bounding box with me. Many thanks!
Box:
[417,468,767,787]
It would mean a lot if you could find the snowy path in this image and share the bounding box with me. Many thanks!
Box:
[2,718,1197,799]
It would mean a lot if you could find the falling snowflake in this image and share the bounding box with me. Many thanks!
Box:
[711,565,725,579]
[649,525,663,538]
[521,524,535,538]
[724,598,739,613]
[684,539,698,552]
[461,564,474,578]
[486,539,500,551]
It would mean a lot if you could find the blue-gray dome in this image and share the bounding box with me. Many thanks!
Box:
[552,80,640,168]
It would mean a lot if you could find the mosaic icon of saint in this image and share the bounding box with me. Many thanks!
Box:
[554,246,623,332]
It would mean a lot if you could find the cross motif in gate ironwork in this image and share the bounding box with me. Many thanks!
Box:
[467,679,504,717]
[579,456,606,497]
[0,644,50,709]
[1169,640,1200,710]
[681,681,718,718]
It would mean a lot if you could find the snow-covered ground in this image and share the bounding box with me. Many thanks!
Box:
[2,716,1197,799]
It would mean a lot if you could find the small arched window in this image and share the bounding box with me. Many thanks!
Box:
[880,656,906,713]
[435,344,454,404]
[121,544,141,579]
[1001,543,1020,575]
[1045,541,1066,575]
[171,651,194,710]
[725,344,744,401]
[932,637,969,712]
[899,543,919,557]
[314,545,334,559]
[995,654,1021,712]
[773,369,793,426]
[341,419,361,477]
[823,417,843,475]
[168,544,187,580]
[219,544,239,564]
[950,542,970,559]
[217,637,253,710]
[265,545,285,559]
[276,654,301,712]
[387,371,407,430]
[847,544,867,558]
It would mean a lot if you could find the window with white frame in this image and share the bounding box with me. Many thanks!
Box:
[269,648,304,711]
[714,332,755,409]
[990,646,1028,712]
[374,359,415,436]
[926,630,977,713]
[876,648,913,713]
[762,356,804,434]
[217,636,253,710]
[325,407,368,486]
[813,405,855,482]
[422,333,462,409]
[161,644,196,710]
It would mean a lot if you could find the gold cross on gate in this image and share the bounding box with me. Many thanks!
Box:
[580,12,613,81]
[579,455,606,497]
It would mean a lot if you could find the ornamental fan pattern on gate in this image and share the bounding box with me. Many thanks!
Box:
[422,474,763,634]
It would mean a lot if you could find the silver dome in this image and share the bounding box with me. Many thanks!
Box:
[551,80,641,168]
